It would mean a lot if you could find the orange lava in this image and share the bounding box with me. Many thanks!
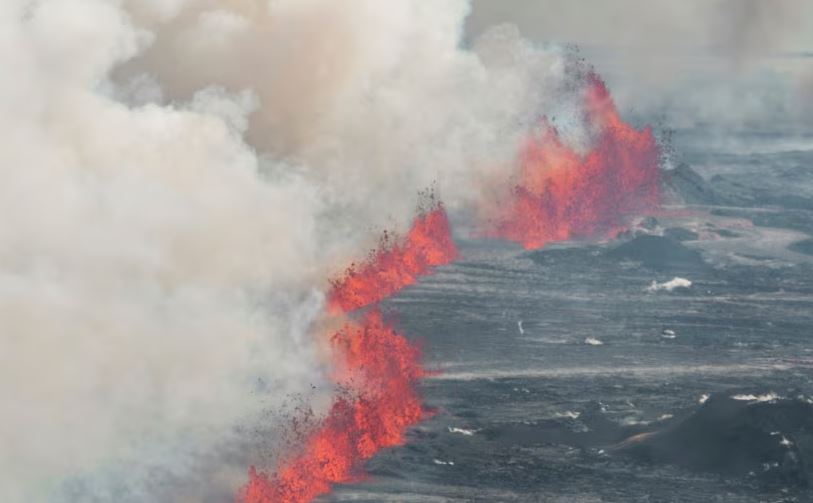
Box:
[238,200,455,503]
[238,72,661,503]
[487,73,661,249]
[238,310,427,503]
[328,203,458,312]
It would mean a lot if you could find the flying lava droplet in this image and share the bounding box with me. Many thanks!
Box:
[239,310,428,503]
[328,201,458,312]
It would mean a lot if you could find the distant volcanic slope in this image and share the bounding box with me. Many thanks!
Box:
[613,394,813,488]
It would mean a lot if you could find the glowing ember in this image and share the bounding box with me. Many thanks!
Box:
[239,310,427,503]
[328,203,458,312]
[487,73,661,249]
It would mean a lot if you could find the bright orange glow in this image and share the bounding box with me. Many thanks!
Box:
[238,72,663,503]
[238,310,427,503]
[328,203,458,312]
[238,200,456,503]
[486,73,661,249]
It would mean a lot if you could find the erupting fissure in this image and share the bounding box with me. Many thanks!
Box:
[239,203,456,503]
[486,73,661,249]
[239,72,662,503]
[239,311,427,503]
[328,202,458,312]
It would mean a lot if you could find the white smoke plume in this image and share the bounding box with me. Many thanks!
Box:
[0,1,588,501]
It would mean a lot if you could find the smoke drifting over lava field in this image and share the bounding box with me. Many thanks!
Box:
[3,1,813,502]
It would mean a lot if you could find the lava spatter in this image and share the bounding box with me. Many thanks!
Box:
[328,202,458,312]
[240,196,456,503]
[239,310,427,503]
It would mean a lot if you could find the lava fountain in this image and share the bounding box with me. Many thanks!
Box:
[239,203,456,503]
[239,310,427,503]
[328,201,458,312]
[239,71,662,503]
[486,73,662,249]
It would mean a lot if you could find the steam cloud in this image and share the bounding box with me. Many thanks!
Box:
[0,1,599,501]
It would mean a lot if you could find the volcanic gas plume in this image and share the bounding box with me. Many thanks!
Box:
[1,1,664,502]
[486,74,662,249]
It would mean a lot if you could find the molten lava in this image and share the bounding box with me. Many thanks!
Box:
[487,73,661,249]
[239,72,663,503]
[239,310,427,503]
[240,199,456,503]
[328,203,458,312]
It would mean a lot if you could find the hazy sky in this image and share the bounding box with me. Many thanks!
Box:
[467,0,813,129]
[467,0,813,54]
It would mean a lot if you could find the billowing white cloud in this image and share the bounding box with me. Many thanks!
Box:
[0,1,593,501]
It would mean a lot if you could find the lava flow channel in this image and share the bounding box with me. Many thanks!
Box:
[487,73,662,250]
[328,202,458,312]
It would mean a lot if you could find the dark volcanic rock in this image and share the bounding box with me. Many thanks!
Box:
[789,238,813,256]
[638,216,660,231]
[712,207,813,234]
[663,227,699,242]
[483,402,644,449]
[612,394,813,488]
[660,162,807,209]
[605,235,707,272]
[711,175,813,211]
[662,163,724,205]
